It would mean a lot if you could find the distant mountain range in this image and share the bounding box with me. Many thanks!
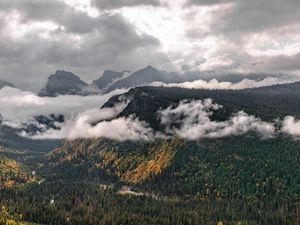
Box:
[37,66,294,97]
[92,70,125,89]
[0,66,296,97]
[38,66,183,97]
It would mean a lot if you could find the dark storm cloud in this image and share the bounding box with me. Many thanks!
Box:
[91,0,161,10]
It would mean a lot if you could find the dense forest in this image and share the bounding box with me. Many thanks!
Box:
[0,136,300,225]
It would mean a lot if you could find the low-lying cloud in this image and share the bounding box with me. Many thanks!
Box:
[159,99,275,140]
[2,85,300,141]
[31,105,154,141]
[281,116,300,137]
[31,98,276,141]
[152,76,295,90]
[0,86,127,127]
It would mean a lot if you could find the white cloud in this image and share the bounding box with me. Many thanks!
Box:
[33,98,275,141]
[152,76,294,90]
[31,108,154,141]
[0,86,153,141]
[0,86,295,142]
[159,99,275,140]
[281,116,300,137]
[0,86,127,126]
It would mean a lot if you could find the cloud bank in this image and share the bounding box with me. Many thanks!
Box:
[2,86,300,141]
[1,0,300,90]
[0,86,127,127]
[159,99,275,140]
[152,76,295,90]
[31,106,154,141]
[28,98,276,141]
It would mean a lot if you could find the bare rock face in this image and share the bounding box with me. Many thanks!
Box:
[38,70,89,97]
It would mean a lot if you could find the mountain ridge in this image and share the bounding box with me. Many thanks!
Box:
[102,82,300,131]
[0,79,15,89]
[37,66,298,97]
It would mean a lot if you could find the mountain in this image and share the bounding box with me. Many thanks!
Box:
[0,79,14,89]
[40,81,300,184]
[103,82,300,131]
[38,66,181,96]
[106,65,181,92]
[36,67,295,97]
[92,70,124,90]
[38,70,89,97]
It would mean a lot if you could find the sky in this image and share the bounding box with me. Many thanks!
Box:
[0,0,300,90]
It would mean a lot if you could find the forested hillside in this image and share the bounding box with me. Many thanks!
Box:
[1,84,300,224]
[104,84,300,131]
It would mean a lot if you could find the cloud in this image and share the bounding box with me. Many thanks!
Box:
[281,116,300,137]
[180,0,300,75]
[152,76,294,90]
[1,0,300,91]
[210,0,300,34]
[0,86,155,141]
[159,99,275,140]
[91,0,161,10]
[1,86,280,141]
[30,107,155,141]
[0,86,127,126]
[31,98,275,141]
[0,0,168,91]
[258,53,300,72]
[185,0,233,6]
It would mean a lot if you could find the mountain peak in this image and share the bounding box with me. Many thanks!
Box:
[50,70,83,80]
[38,70,88,97]
[0,79,15,89]
[145,65,155,69]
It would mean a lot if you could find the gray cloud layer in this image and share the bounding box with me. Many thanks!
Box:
[0,0,299,90]
[0,0,168,90]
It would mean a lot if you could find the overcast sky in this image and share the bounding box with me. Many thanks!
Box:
[0,0,300,90]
